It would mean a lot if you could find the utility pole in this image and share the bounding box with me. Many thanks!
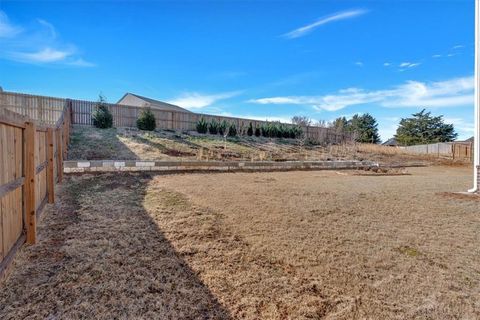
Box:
[470,0,480,193]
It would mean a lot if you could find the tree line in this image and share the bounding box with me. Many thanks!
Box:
[292,109,458,146]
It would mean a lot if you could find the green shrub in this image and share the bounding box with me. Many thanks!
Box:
[276,124,286,138]
[291,125,303,139]
[92,95,113,129]
[136,108,156,131]
[259,122,303,139]
[218,120,228,135]
[254,126,261,137]
[261,123,268,137]
[228,123,237,136]
[289,127,296,139]
[247,122,253,136]
[268,122,281,138]
[281,124,290,138]
[196,117,208,133]
[208,119,219,134]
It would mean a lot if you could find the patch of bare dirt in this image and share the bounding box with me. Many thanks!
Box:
[352,166,411,176]
[437,192,480,202]
[163,149,196,157]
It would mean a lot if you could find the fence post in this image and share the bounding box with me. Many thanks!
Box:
[56,129,63,183]
[471,142,474,163]
[68,99,74,126]
[46,128,55,203]
[63,120,68,159]
[24,121,36,244]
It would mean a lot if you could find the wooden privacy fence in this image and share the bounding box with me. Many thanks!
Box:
[401,142,474,161]
[0,91,66,126]
[0,91,351,144]
[69,98,350,144]
[0,105,71,279]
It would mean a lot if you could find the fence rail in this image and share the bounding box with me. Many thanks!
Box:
[0,91,351,144]
[0,104,70,280]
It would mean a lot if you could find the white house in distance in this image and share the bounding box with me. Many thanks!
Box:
[117,93,192,113]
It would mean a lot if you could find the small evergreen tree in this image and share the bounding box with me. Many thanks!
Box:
[136,108,156,131]
[281,125,290,138]
[196,117,208,134]
[290,125,303,139]
[228,123,237,136]
[208,119,219,134]
[218,120,228,135]
[254,126,261,137]
[247,122,254,136]
[261,123,268,137]
[92,94,113,129]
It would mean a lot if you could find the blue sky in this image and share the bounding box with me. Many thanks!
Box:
[0,0,475,141]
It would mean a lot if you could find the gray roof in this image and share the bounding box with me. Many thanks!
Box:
[382,137,398,146]
[117,93,192,113]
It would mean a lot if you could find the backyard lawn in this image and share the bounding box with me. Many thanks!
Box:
[0,166,479,319]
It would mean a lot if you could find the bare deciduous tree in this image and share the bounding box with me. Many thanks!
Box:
[291,116,312,127]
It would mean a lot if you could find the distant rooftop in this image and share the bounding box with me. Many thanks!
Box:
[382,137,398,146]
[117,93,192,113]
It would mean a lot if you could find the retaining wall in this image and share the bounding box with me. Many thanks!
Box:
[64,160,378,174]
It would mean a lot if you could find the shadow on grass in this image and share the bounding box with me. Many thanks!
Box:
[68,126,140,160]
[0,173,231,319]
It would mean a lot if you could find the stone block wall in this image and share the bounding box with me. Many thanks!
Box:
[64,160,378,174]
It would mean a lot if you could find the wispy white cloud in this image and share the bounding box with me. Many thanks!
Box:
[0,10,22,38]
[431,45,464,60]
[282,9,368,39]
[37,19,56,38]
[355,61,364,67]
[248,76,474,111]
[168,91,242,109]
[11,47,71,63]
[383,62,391,67]
[0,11,93,67]
[443,117,474,139]
[399,62,421,68]
[67,58,96,67]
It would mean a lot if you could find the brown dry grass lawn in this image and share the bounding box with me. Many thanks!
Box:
[1,167,479,319]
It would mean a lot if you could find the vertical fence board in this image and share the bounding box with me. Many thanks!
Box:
[56,129,63,183]
[24,122,36,244]
[47,129,55,203]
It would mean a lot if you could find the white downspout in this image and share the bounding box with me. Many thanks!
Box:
[469,0,480,193]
